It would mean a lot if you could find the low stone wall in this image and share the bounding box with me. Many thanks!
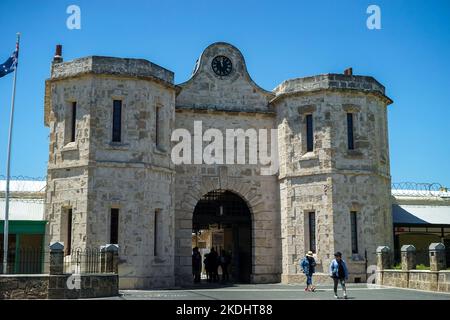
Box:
[0,274,118,299]
[438,271,450,292]
[0,275,48,299]
[377,270,450,293]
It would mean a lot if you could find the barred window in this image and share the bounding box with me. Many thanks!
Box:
[112,100,122,142]
[347,113,355,150]
[309,212,316,253]
[110,208,119,244]
[350,211,358,254]
[70,102,76,142]
[306,114,314,152]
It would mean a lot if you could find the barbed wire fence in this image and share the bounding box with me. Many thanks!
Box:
[0,175,448,197]
[391,182,448,197]
[0,175,47,203]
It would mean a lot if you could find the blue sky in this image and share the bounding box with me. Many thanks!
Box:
[0,0,449,186]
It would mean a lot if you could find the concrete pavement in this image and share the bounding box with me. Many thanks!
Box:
[106,283,450,300]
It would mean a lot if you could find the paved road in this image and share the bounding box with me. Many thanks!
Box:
[109,283,450,300]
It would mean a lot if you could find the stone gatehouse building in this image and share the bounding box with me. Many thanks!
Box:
[43,42,394,289]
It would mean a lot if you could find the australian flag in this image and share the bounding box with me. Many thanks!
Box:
[0,43,19,78]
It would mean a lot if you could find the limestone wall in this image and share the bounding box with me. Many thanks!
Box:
[274,78,393,283]
[0,274,118,299]
[173,109,281,285]
[378,270,450,293]
[45,57,177,289]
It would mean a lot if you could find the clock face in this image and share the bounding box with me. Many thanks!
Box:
[211,56,232,76]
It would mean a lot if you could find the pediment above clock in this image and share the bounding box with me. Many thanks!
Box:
[176,42,274,112]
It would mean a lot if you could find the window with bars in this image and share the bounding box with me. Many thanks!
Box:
[112,100,122,142]
[350,211,358,254]
[347,113,355,150]
[154,209,161,256]
[70,102,76,142]
[66,208,73,256]
[306,114,314,152]
[110,208,119,244]
[309,211,316,253]
[155,106,161,148]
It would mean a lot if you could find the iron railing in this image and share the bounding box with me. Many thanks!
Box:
[0,247,116,275]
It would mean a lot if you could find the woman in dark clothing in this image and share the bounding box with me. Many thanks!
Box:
[329,251,348,299]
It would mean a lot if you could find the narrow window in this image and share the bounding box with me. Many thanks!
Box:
[308,212,316,253]
[70,102,76,142]
[347,113,355,150]
[155,106,161,148]
[66,209,73,256]
[110,208,119,244]
[306,114,314,152]
[112,100,122,142]
[350,211,358,254]
[154,210,160,256]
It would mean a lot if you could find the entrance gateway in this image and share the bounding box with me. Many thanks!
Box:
[43,41,393,289]
[192,190,252,283]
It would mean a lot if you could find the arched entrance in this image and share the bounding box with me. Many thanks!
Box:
[192,190,252,283]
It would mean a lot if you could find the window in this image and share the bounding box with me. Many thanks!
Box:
[112,100,122,142]
[70,102,76,142]
[154,210,161,256]
[308,212,316,253]
[306,114,314,152]
[155,105,161,148]
[110,208,119,244]
[350,211,358,254]
[347,113,355,150]
[66,209,73,256]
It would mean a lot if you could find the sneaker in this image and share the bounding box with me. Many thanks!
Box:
[311,286,316,292]
[334,294,338,299]
[343,293,348,299]
[304,287,309,292]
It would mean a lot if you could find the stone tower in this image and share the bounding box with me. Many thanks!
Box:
[273,73,394,282]
[44,49,177,288]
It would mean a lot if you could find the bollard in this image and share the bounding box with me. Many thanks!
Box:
[49,242,65,275]
[401,245,416,271]
[376,246,391,270]
[101,244,119,273]
[429,243,446,271]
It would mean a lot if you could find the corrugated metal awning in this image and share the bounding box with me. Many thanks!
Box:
[393,204,450,225]
[0,199,44,221]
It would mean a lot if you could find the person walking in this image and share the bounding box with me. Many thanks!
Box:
[300,251,316,292]
[204,253,211,282]
[329,252,348,299]
[192,247,202,283]
[209,247,219,282]
[219,250,231,283]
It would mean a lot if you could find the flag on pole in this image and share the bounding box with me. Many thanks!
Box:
[0,43,19,78]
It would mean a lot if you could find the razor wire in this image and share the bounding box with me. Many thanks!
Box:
[391,182,448,197]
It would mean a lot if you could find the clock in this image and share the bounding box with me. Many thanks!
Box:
[211,56,232,76]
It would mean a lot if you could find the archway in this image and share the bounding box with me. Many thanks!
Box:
[192,189,252,283]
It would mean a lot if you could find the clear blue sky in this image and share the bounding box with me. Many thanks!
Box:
[0,0,449,186]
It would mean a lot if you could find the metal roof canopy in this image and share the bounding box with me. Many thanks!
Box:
[393,204,450,226]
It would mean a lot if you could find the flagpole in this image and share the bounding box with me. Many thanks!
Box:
[3,32,20,274]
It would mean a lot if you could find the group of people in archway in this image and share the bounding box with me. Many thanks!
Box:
[192,247,232,283]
